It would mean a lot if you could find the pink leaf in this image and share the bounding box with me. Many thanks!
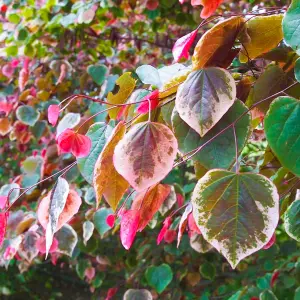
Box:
[0,196,8,210]
[85,267,96,281]
[172,29,198,62]
[0,212,7,247]
[113,122,178,191]
[164,230,177,244]
[48,105,60,126]
[38,189,82,232]
[120,210,140,250]
[157,216,172,245]
[2,64,14,78]
[36,236,59,254]
[188,213,201,234]
[57,129,92,158]
[263,233,276,250]
[136,90,159,114]
[176,193,184,208]
[177,203,193,247]
[106,214,115,228]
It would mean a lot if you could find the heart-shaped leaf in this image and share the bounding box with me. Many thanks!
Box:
[175,67,236,137]
[136,65,162,88]
[78,122,113,184]
[145,264,173,293]
[191,170,279,268]
[16,105,40,126]
[172,100,251,170]
[87,64,108,86]
[123,289,153,300]
[113,122,178,191]
[284,199,300,242]
[265,96,300,176]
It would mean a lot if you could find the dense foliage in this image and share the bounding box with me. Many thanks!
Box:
[0,0,299,299]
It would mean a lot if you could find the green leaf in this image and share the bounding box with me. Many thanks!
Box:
[175,67,236,137]
[259,290,278,300]
[145,264,173,293]
[295,58,300,83]
[136,65,162,88]
[265,96,300,177]
[191,170,279,268]
[8,14,21,24]
[284,200,300,242]
[282,0,300,51]
[16,105,40,126]
[94,207,113,237]
[172,100,251,170]
[87,65,108,86]
[55,224,78,257]
[77,122,113,184]
[199,262,216,280]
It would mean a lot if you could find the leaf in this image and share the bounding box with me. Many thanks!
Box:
[192,17,244,69]
[18,231,39,263]
[265,96,300,177]
[172,29,198,62]
[246,65,287,114]
[120,209,140,250]
[190,233,212,253]
[94,207,113,237]
[172,100,251,170]
[284,200,300,242]
[175,67,236,137]
[83,220,95,245]
[159,186,177,216]
[145,264,173,293]
[77,122,113,184]
[56,112,81,138]
[55,224,78,257]
[131,184,171,231]
[259,290,278,300]
[282,0,300,51]
[0,212,7,247]
[87,64,108,86]
[295,58,300,83]
[192,0,224,19]
[177,203,192,247]
[136,65,162,88]
[48,104,60,126]
[199,262,216,280]
[38,189,81,235]
[93,122,129,209]
[123,289,153,300]
[191,170,279,268]
[136,90,160,114]
[107,72,136,119]
[114,122,178,191]
[44,177,69,257]
[157,216,172,245]
[16,105,40,126]
[0,183,20,204]
[0,118,12,136]
[239,15,284,63]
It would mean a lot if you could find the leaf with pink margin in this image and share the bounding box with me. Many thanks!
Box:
[113,122,178,191]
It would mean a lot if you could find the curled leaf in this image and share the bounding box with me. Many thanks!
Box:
[120,210,140,250]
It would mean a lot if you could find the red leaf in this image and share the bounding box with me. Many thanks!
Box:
[0,5,7,13]
[105,287,118,300]
[120,210,140,250]
[176,193,184,207]
[85,267,96,281]
[57,129,91,158]
[172,29,198,62]
[106,214,115,228]
[271,270,280,287]
[192,0,224,19]
[131,184,171,231]
[177,203,193,247]
[48,105,60,126]
[188,213,201,234]
[0,212,7,247]
[263,233,276,250]
[164,230,177,243]
[157,216,172,245]
[146,0,159,10]
[136,90,159,114]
